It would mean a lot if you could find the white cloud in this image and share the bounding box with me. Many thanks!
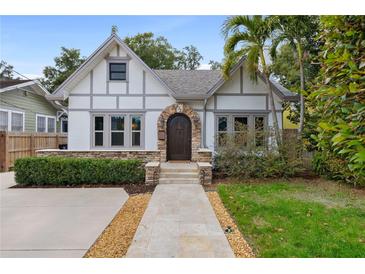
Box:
[197,63,211,70]
[20,73,43,80]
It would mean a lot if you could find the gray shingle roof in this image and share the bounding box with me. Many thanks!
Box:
[154,70,222,96]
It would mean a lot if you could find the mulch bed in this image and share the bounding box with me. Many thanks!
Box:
[207,191,255,258]
[11,183,156,195]
[84,193,151,258]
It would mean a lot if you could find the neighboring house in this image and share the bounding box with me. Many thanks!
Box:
[0,79,67,133]
[49,34,298,161]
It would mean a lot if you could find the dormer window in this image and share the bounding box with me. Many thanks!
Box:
[109,63,126,80]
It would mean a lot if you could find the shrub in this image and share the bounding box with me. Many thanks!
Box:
[312,151,364,186]
[214,129,303,179]
[14,157,145,186]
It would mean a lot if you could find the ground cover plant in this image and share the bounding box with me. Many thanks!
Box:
[218,180,365,257]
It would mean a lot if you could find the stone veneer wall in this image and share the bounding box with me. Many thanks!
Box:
[197,149,213,164]
[157,103,201,162]
[36,149,161,164]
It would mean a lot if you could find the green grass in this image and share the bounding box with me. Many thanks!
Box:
[217,181,365,257]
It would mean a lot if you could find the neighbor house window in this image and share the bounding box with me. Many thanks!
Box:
[255,116,265,147]
[61,119,68,133]
[110,115,125,146]
[37,116,46,132]
[11,112,24,132]
[217,116,228,146]
[47,117,55,133]
[36,114,56,133]
[109,63,126,80]
[131,116,141,146]
[94,116,104,146]
[0,110,8,131]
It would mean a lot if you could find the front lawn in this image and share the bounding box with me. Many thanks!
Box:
[217,180,365,257]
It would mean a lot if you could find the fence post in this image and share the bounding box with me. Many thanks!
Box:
[0,131,9,171]
[30,133,35,156]
[56,134,59,149]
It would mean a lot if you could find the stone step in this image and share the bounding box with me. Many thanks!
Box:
[158,178,200,184]
[159,172,199,179]
[160,163,198,171]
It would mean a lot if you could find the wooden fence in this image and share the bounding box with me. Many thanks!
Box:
[0,131,67,172]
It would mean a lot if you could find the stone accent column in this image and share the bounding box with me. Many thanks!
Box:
[197,148,213,163]
[197,162,212,185]
[145,161,160,185]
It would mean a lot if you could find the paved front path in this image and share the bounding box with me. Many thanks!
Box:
[126,184,234,258]
[0,172,128,258]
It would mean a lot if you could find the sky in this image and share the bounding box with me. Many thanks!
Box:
[0,16,227,79]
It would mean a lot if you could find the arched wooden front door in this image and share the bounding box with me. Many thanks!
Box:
[167,113,192,161]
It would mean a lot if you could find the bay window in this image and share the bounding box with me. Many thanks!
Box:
[111,115,125,146]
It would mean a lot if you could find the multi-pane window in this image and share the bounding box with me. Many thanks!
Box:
[217,116,228,146]
[94,116,104,146]
[11,112,23,131]
[131,116,141,146]
[109,63,127,80]
[37,116,46,132]
[111,115,125,146]
[47,117,55,133]
[234,116,248,146]
[255,116,265,147]
[92,114,143,148]
[216,114,267,148]
[0,111,8,131]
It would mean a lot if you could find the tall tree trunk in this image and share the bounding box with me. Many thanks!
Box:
[297,43,305,136]
[260,49,281,147]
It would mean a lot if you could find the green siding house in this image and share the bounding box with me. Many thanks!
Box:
[0,79,67,133]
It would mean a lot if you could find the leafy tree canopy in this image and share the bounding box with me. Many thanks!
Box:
[208,60,222,70]
[124,32,177,70]
[42,47,86,93]
[308,15,365,185]
[175,45,203,70]
[0,61,19,80]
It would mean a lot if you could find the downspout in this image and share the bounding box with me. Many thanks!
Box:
[203,99,207,148]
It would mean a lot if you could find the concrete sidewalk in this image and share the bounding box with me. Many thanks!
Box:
[0,172,128,258]
[126,184,234,258]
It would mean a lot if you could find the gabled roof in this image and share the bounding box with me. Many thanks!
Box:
[0,79,31,89]
[207,56,299,101]
[154,70,221,99]
[0,79,65,111]
[49,34,176,100]
[48,34,298,102]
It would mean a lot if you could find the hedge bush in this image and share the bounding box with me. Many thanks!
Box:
[14,157,145,186]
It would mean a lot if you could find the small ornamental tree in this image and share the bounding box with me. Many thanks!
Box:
[309,16,365,185]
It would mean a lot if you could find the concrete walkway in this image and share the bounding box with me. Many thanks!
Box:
[0,172,128,258]
[126,184,234,258]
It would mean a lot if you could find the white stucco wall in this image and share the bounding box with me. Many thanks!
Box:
[68,111,90,150]
[66,43,284,151]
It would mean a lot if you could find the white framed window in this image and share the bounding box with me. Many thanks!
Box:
[0,110,8,131]
[215,113,267,148]
[91,113,144,149]
[61,118,68,133]
[93,116,104,147]
[110,115,125,147]
[0,108,24,132]
[131,115,141,147]
[36,114,56,133]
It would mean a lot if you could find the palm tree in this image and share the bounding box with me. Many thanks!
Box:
[222,15,281,146]
[270,16,319,135]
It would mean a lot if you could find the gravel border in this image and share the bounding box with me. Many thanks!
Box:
[207,191,255,258]
[84,193,151,258]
